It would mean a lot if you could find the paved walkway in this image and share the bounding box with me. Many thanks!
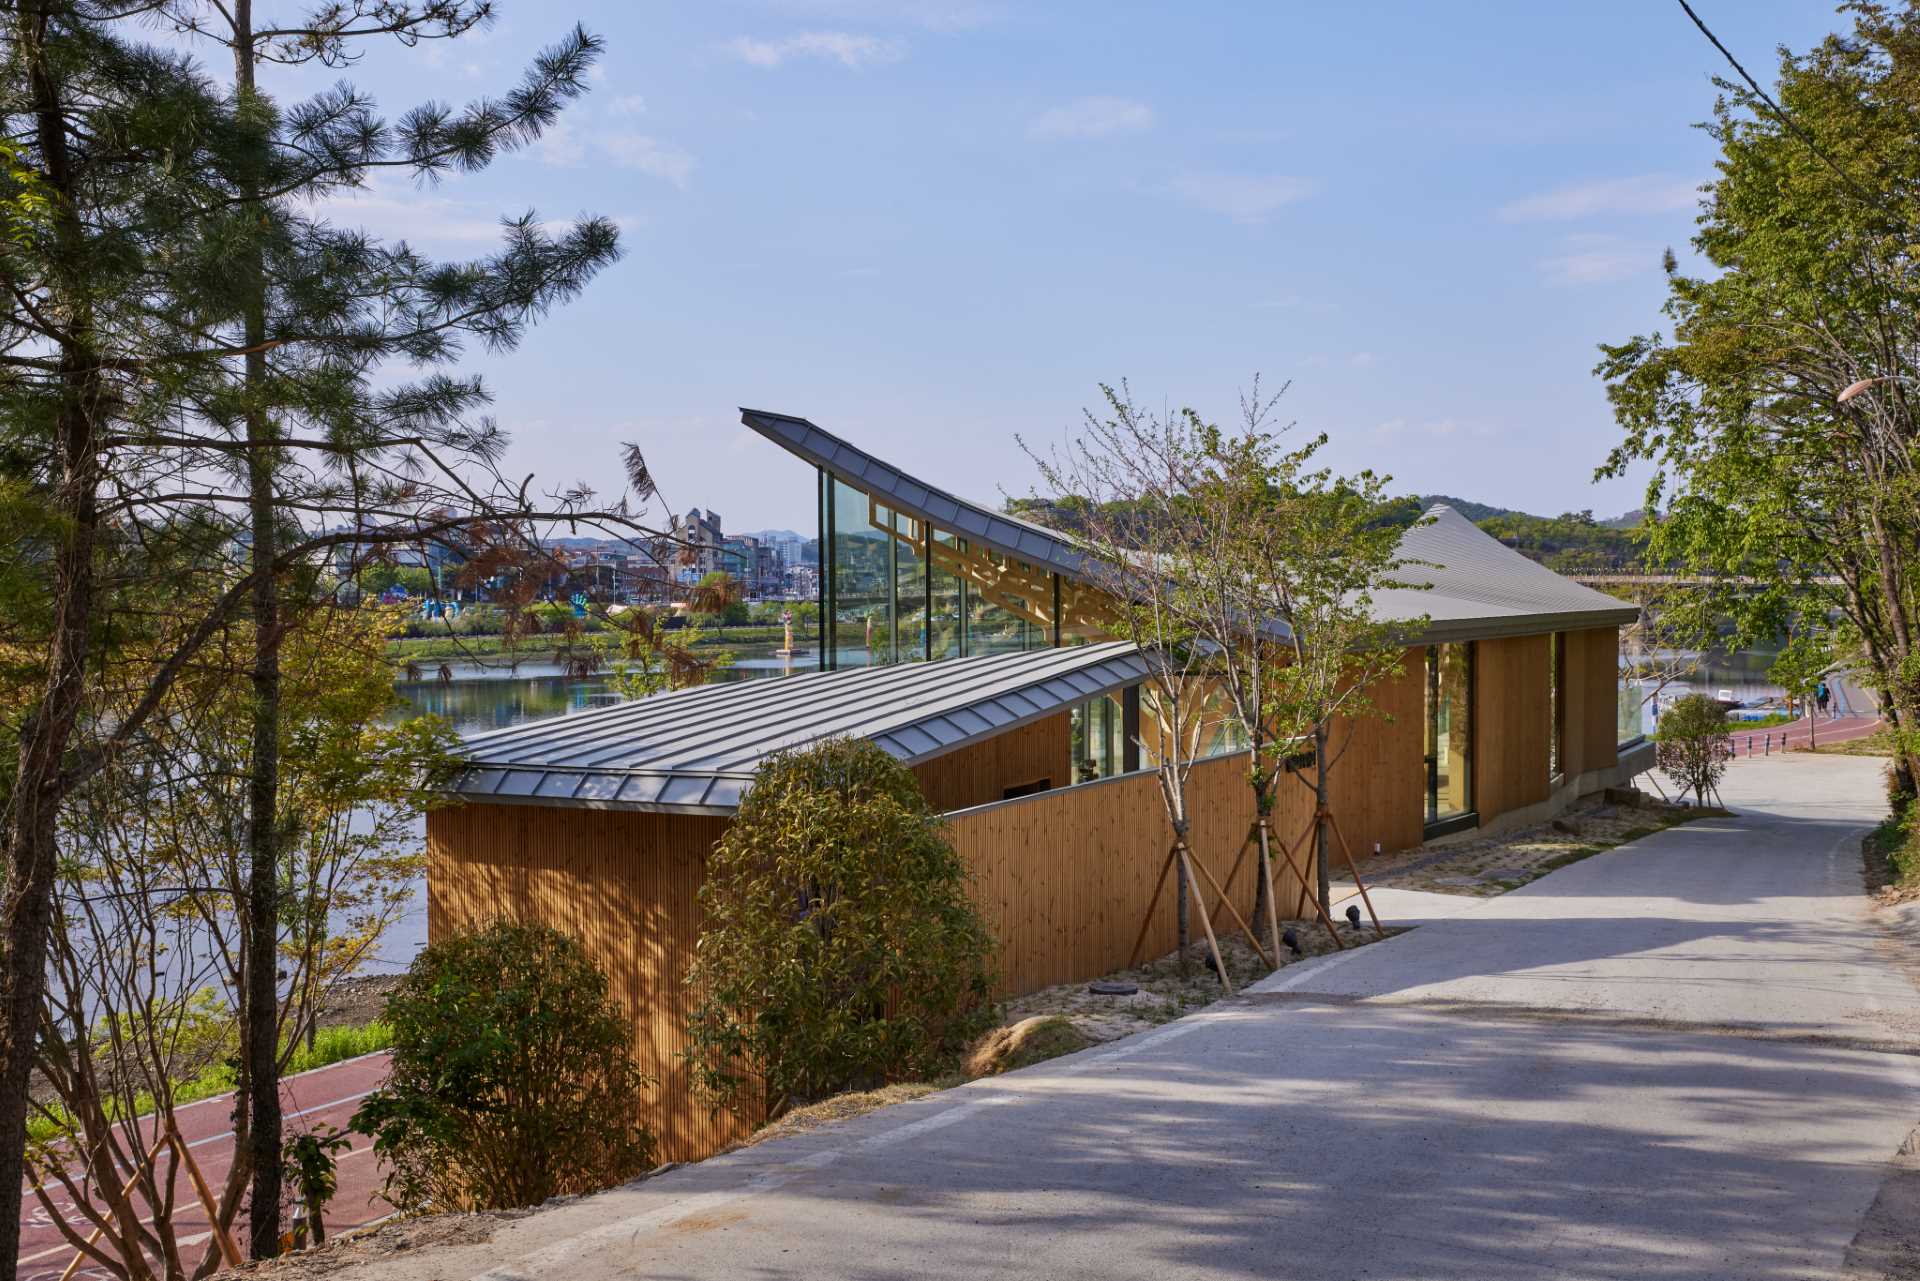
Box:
[311,751,1920,1281]
[16,1052,394,1281]
[1724,712,1882,757]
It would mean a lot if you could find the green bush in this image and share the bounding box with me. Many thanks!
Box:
[352,922,654,1212]
[1655,693,1733,805]
[684,739,996,1121]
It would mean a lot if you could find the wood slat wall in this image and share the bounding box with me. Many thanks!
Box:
[912,711,1073,813]
[1562,626,1622,778]
[1321,650,1427,861]
[943,752,1315,997]
[1474,634,1553,819]
[427,804,752,1164]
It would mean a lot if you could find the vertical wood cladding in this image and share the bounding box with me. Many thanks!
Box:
[1562,626,1622,778]
[911,711,1073,812]
[426,804,750,1164]
[942,752,1314,997]
[1322,651,1428,861]
[1474,634,1554,821]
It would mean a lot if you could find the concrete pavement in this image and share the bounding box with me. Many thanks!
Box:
[320,750,1920,1281]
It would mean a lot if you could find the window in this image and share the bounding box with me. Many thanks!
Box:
[1071,692,1127,783]
[930,530,964,660]
[1425,642,1474,826]
[829,478,891,668]
[895,513,928,663]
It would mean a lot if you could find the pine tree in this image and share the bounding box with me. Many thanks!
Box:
[0,4,649,1271]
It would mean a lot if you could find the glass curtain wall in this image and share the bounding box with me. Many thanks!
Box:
[830,477,892,668]
[819,468,1111,669]
[1424,642,1475,825]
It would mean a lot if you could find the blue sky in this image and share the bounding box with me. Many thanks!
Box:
[279,1,1846,532]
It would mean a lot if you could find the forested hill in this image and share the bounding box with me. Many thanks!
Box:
[1010,493,1649,573]
[1377,495,1647,571]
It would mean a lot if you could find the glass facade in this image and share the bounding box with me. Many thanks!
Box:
[1071,692,1126,784]
[1424,642,1475,825]
[821,471,1059,668]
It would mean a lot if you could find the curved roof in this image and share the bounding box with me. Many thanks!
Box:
[742,409,1637,645]
[449,642,1148,814]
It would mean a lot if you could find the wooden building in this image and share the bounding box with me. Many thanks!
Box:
[429,412,1650,1161]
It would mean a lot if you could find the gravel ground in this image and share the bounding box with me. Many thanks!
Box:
[1352,792,1709,897]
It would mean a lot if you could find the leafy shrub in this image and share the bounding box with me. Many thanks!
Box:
[684,739,996,1120]
[351,922,654,1212]
[1655,693,1733,805]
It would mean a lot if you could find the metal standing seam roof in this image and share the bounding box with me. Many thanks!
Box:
[1380,505,1641,643]
[740,408,1638,645]
[449,641,1150,815]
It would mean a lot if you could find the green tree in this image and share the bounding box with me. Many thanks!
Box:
[0,4,650,1261]
[1023,384,1231,982]
[1655,693,1733,807]
[1597,3,1920,795]
[683,740,995,1120]
[1770,626,1838,749]
[352,921,655,1212]
[31,604,456,1277]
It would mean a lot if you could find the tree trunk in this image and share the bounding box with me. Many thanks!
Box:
[0,14,107,1280]
[232,0,284,1256]
[1313,724,1331,914]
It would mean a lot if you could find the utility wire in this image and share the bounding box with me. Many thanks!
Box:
[1674,0,1887,213]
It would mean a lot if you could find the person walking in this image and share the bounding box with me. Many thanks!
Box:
[1816,680,1831,719]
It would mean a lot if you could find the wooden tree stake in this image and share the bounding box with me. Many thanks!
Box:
[1184,845,1272,967]
[1325,811,1388,939]
[1127,845,1179,967]
[1177,844,1233,994]
[170,1125,244,1267]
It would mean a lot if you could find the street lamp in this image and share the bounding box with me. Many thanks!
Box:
[1837,375,1906,403]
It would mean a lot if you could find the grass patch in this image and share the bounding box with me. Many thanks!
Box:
[1827,727,1899,758]
[28,1021,392,1145]
[964,1016,1093,1078]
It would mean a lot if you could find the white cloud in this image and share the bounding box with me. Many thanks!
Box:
[1028,96,1153,140]
[602,134,695,187]
[1349,351,1377,369]
[1167,173,1319,224]
[308,178,506,246]
[1249,295,1302,310]
[534,121,587,168]
[536,122,694,188]
[1498,173,1699,222]
[726,31,903,68]
[760,0,997,32]
[608,94,648,117]
[1539,233,1657,286]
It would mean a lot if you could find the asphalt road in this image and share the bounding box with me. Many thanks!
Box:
[316,749,1920,1281]
[16,1051,394,1281]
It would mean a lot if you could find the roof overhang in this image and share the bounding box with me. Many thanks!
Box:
[448,642,1150,815]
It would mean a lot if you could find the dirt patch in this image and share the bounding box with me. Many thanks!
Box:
[234,1211,511,1281]
[741,1082,956,1148]
[997,919,1402,1046]
[1355,793,1713,898]
[316,974,402,1032]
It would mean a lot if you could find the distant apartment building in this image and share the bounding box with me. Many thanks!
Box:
[669,508,727,579]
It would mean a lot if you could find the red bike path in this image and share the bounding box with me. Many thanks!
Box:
[16,1052,394,1281]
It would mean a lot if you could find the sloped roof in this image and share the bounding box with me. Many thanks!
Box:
[742,409,1637,644]
[1382,505,1640,642]
[448,642,1148,815]
[741,408,1093,581]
